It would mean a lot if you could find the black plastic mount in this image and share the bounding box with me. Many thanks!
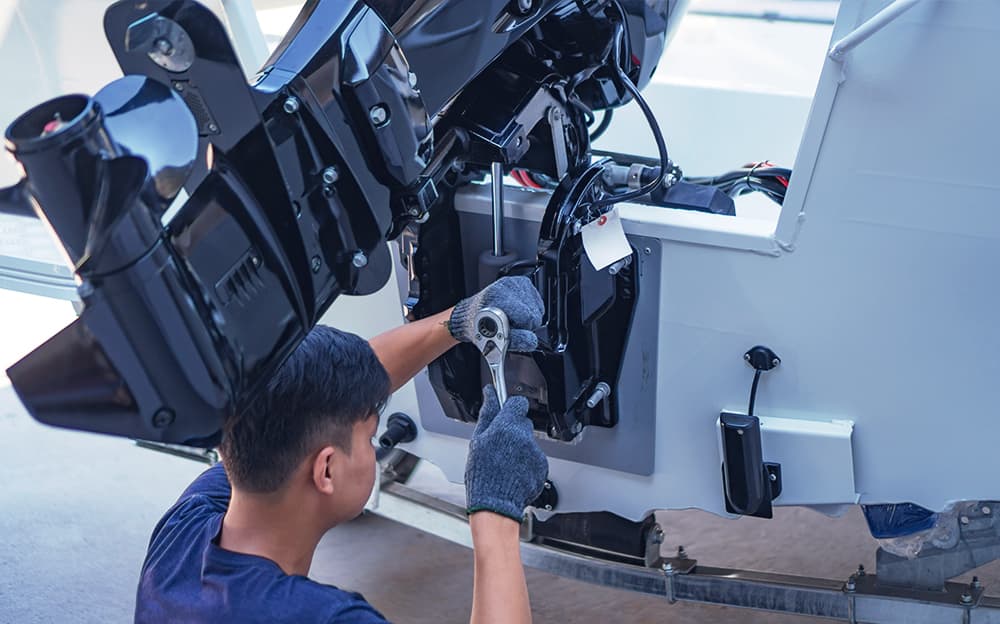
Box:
[720,411,782,519]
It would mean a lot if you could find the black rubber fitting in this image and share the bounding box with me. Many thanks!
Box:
[378,413,418,450]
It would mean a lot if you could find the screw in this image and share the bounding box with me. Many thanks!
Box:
[643,247,652,255]
[984,506,992,515]
[369,104,389,126]
[515,136,523,147]
[973,576,982,590]
[857,565,866,577]
[961,516,970,525]
[544,504,553,511]
[771,357,780,366]
[207,122,219,133]
[154,38,173,55]
[322,166,339,185]
[250,255,260,267]
[769,472,777,482]
[961,591,973,605]
[845,579,856,593]
[515,385,524,392]
[744,353,752,362]
[283,96,300,114]
[550,427,558,437]
[652,528,664,544]
[352,251,368,268]
[152,408,175,429]
[543,482,552,490]
[408,72,418,88]
[662,563,674,574]
[310,255,321,272]
[572,422,583,434]
[677,546,687,559]
[173,81,185,92]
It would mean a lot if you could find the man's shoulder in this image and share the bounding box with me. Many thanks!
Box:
[275,574,390,623]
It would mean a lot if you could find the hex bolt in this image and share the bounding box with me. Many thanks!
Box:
[845,577,857,593]
[322,166,339,185]
[984,506,992,515]
[973,576,983,590]
[207,123,219,133]
[154,38,174,55]
[543,482,552,491]
[663,563,674,573]
[857,565,866,577]
[544,504,553,511]
[771,357,781,367]
[283,96,300,114]
[961,516,971,525]
[310,255,321,273]
[652,527,664,544]
[677,546,687,559]
[152,408,175,429]
[369,104,389,126]
[961,591,973,605]
[352,251,368,268]
[173,81,185,92]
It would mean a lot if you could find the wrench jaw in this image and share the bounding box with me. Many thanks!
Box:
[473,307,511,405]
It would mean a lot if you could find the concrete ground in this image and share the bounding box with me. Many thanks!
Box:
[0,289,982,624]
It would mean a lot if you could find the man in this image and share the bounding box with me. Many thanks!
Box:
[134,276,548,623]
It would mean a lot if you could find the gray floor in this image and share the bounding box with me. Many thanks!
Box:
[3,383,998,624]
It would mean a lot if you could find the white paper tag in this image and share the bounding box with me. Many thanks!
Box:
[580,207,631,271]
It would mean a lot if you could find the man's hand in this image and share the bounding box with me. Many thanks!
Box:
[465,385,548,521]
[448,276,543,352]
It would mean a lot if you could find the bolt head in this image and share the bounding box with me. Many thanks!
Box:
[962,592,973,604]
[310,256,321,272]
[283,96,300,114]
[771,357,780,366]
[643,247,652,255]
[744,353,752,362]
[207,123,219,133]
[173,81,185,92]
[543,482,552,490]
[662,563,674,573]
[544,504,553,511]
[352,251,368,268]
[962,516,971,525]
[322,166,339,185]
[983,506,992,515]
[154,38,173,55]
[408,72,418,88]
[845,580,856,592]
[369,104,389,126]
[152,408,175,429]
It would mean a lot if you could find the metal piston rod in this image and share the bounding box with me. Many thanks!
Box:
[372,481,1000,623]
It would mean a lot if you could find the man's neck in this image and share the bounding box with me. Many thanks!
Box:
[220,487,328,576]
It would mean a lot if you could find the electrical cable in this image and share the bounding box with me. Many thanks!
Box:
[747,369,762,417]
[588,22,670,210]
[589,108,613,141]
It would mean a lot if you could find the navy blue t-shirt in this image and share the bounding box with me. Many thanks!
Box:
[135,463,388,623]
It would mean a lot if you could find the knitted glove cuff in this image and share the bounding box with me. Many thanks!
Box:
[448,293,480,343]
[467,499,526,524]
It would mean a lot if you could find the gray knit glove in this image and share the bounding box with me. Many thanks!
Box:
[448,276,543,352]
[465,385,549,522]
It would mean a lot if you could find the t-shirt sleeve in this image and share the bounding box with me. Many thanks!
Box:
[176,462,232,507]
[327,594,392,623]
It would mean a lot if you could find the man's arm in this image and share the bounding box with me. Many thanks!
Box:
[368,308,456,393]
[368,276,544,393]
[470,513,531,624]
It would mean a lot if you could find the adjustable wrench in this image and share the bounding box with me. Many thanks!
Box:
[473,307,510,404]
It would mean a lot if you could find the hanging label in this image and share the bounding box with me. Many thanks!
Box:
[580,207,632,271]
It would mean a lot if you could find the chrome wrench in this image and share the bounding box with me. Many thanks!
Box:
[473,306,510,404]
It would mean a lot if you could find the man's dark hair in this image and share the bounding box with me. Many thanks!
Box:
[220,325,390,493]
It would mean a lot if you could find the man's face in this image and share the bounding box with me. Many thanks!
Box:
[327,414,379,524]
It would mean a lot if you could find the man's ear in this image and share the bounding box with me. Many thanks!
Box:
[311,446,337,495]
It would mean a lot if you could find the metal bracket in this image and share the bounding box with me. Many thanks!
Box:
[547,106,569,181]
